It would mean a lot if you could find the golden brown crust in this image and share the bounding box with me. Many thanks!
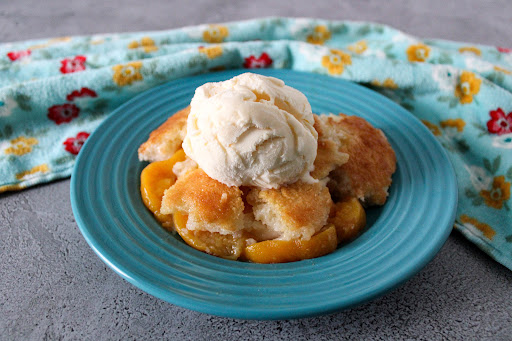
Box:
[247,181,333,240]
[325,114,396,206]
[138,106,190,162]
[160,168,245,234]
[312,114,349,179]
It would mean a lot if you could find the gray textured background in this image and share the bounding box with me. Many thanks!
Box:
[1,1,512,340]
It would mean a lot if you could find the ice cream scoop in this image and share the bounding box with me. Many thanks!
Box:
[182,73,318,189]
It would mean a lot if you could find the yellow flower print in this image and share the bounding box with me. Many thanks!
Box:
[406,43,431,62]
[90,39,105,45]
[112,62,143,86]
[421,120,442,136]
[49,37,72,44]
[203,25,229,43]
[458,46,481,56]
[454,71,481,104]
[0,183,25,193]
[199,46,223,59]
[440,118,466,132]
[348,40,368,54]
[371,78,398,89]
[321,49,352,75]
[460,214,496,240]
[4,136,38,156]
[479,175,511,209]
[28,37,71,50]
[128,36,158,53]
[306,25,331,45]
[15,164,49,181]
[494,66,512,75]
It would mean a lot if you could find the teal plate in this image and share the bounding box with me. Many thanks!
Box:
[71,69,457,320]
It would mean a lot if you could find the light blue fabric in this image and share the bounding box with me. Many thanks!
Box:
[1,17,511,270]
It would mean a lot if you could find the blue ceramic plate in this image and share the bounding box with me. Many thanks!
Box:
[71,69,457,320]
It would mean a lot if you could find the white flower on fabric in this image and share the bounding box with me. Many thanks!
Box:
[0,140,10,152]
[492,133,512,149]
[459,220,485,239]
[298,43,330,62]
[89,34,109,45]
[19,57,32,65]
[361,48,386,59]
[186,25,207,40]
[391,33,418,44]
[466,165,492,191]
[503,53,512,68]
[289,18,315,36]
[441,126,460,139]
[464,56,493,72]
[0,97,18,117]
[432,65,460,91]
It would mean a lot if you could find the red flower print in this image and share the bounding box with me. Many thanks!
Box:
[47,103,80,125]
[243,52,273,69]
[63,132,90,155]
[487,108,512,135]
[60,55,87,74]
[66,87,98,101]
[7,49,31,61]
[497,46,512,53]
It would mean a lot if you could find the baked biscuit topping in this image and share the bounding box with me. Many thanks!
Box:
[161,169,245,235]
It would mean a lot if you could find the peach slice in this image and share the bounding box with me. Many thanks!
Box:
[329,197,366,243]
[140,149,187,228]
[241,225,338,264]
[173,212,245,260]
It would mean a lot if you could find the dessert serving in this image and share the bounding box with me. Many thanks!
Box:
[138,73,396,263]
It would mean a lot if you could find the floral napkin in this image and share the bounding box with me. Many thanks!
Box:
[0,17,511,270]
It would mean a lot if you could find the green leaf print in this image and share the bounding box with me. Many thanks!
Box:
[54,155,75,165]
[437,53,453,64]
[465,188,477,198]
[505,235,512,243]
[401,103,414,111]
[472,197,484,206]
[487,72,505,85]
[126,50,146,61]
[141,61,157,77]
[39,50,52,59]
[102,85,120,92]
[4,124,13,138]
[356,25,371,36]
[331,24,348,35]
[437,96,451,102]
[14,93,32,111]
[93,99,109,111]
[482,155,501,175]
[483,158,492,173]
[506,166,512,180]
[0,60,11,70]
[492,155,501,174]
[374,26,384,34]
[456,139,470,153]
[188,55,208,69]
[448,98,458,108]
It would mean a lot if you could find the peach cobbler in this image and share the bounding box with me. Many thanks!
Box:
[138,73,396,263]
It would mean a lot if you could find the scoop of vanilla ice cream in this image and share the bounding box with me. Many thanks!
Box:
[182,73,318,189]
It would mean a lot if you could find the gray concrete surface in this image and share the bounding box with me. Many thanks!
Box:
[1,1,512,340]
